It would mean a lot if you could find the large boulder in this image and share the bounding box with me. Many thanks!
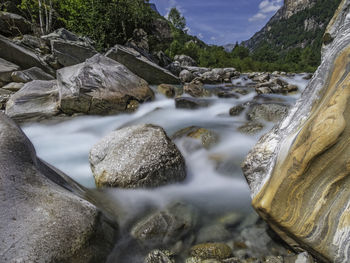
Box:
[6,80,60,122]
[106,44,180,85]
[242,1,350,262]
[180,69,195,83]
[0,35,54,75]
[11,66,55,83]
[0,57,20,83]
[0,113,117,262]
[174,55,197,67]
[57,54,154,115]
[42,28,97,67]
[0,11,32,37]
[89,124,186,188]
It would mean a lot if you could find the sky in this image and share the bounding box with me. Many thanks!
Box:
[150,0,283,46]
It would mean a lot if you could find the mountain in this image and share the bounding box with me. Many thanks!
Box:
[243,0,341,52]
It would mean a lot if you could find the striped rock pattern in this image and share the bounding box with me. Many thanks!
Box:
[242,1,350,262]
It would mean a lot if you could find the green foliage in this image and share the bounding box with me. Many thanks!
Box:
[168,7,186,31]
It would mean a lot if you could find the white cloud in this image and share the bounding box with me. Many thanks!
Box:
[165,0,186,19]
[249,0,282,22]
[198,33,204,39]
[210,36,217,41]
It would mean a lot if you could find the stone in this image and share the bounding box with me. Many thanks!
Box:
[131,202,197,245]
[145,250,175,263]
[229,105,246,116]
[175,97,211,110]
[166,61,182,76]
[175,54,197,67]
[106,44,180,84]
[200,70,222,84]
[184,80,205,97]
[180,69,195,83]
[190,243,233,260]
[247,103,289,123]
[157,84,176,98]
[196,224,231,243]
[242,1,350,262]
[126,28,149,53]
[0,11,32,37]
[0,113,117,263]
[1,82,24,92]
[217,91,239,99]
[0,35,54,75]
[153,51,172,67]
[57,54,154,115]
[18,34,49,52]
[11,67,55,83]
[238,122,264,135]
[89,124,186,188]
[0,57,20,83]
[172,126,219,149]
[0,88,13,110]
[6,80,60,122]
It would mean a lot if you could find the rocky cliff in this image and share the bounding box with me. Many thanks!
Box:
[243,0,350,262]
[243,0,341,51]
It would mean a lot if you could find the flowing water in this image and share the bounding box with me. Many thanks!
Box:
[22,74,310,261]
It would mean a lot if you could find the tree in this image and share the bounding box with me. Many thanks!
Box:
[167,7,186,31]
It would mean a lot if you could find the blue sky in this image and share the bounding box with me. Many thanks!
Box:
[151,0,283,46]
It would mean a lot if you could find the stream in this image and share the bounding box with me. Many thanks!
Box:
[22,73,310,262]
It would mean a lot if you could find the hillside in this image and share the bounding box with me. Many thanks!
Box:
[241,0,341,70]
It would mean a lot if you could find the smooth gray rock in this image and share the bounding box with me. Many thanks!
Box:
[0,113,117,263]
[0,57,19,83]
[0,11,32,37]
[180,69,195,83]
[106,44,180,84]
[131,202,197,245]
[89,124,186,188]
[0,35,54,75]
[6,80,60,122]
[11,66,55,83]
[1,82,24,92]
[175,54,197,67]
[0,88,13,110]
[57,54,154,115]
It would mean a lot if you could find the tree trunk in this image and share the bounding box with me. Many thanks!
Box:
[38,0,44,35]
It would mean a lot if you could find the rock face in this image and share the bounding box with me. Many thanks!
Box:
[89,124,186,188]
[0,113,117,262]
[242,1,350,262]
[6,80,60,122]
[0,11,32,37]
[106,44,180,85]
[57,54,154,115]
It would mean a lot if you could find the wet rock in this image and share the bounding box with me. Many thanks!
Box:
[175,97,211,110]
[184,80,205,97]
[106,44,180,84]
[157,84,176,98]
[190,243,233,260]
[166,61,182,76]
[6,80,60,122]
[196,224,231,243]
[0,113,117,263]
[218,212,243,228]
[242,2,350,261]
[131,202,197,245]
[253,73,270,83]
[145,250,175,263]
[247,103,289,123]
[180,69,195,83]
[58,54,154,115]
[89,124,186,188]
[217,91,239,99]
[303,73,313,80]
[200,70,222,84]
[11,67,55,83]
[229,105,246,116]
[238,122,264,135]
[264,256,284,263]
[0,57,20,83]
[0,11,32,37]
[175,54,197,67]
[0,35,54,75]
[1,82,24,92]
[173,126,219,149]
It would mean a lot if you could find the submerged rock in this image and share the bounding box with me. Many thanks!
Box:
[89,124,186,188]
[242,1,350,262]
[229,105,246,116]
[131,202,197,245]
[173,126,219,149]
[57,54,154,115]
[6,80,60,122]
[175,97,211,110]
[0,113,117,262]
[106,44,180,84]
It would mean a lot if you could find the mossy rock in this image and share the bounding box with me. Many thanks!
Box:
[190,243,233,260]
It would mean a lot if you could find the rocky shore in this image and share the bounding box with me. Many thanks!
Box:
[0,1,348,262]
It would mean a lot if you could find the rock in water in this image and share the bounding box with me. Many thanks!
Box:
[57,54,154,115]
[89,124,186,188]
[242,1,350,262]
[106,44,180,85]
[0,113,117,262]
